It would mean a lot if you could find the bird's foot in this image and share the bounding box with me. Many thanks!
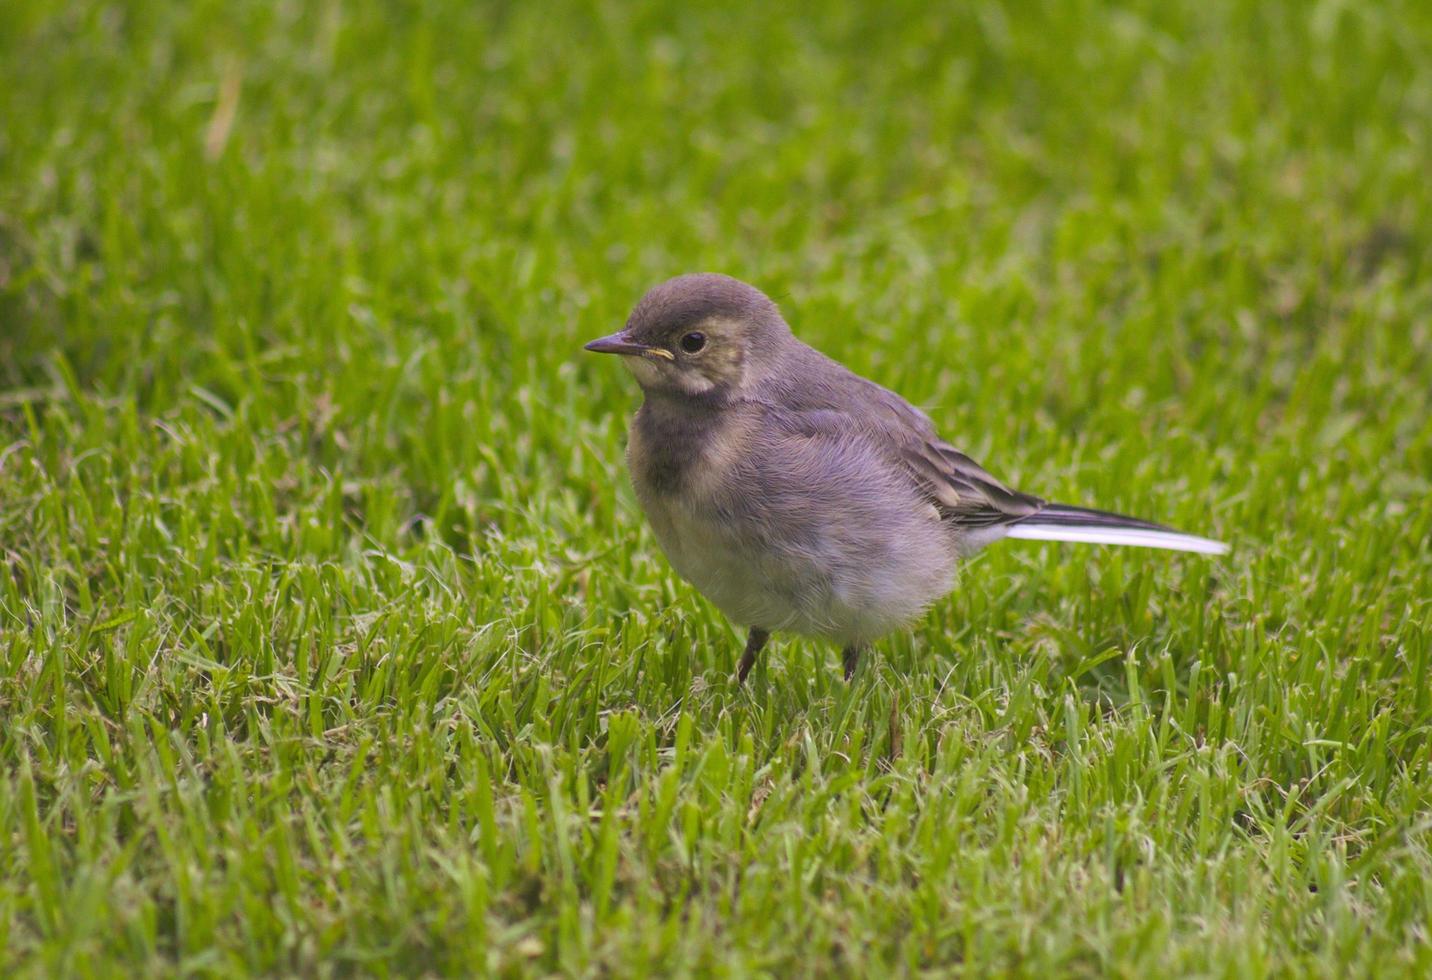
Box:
[842,645,863,681]
[736,627,770,684]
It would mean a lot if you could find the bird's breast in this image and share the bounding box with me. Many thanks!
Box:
[625,405,768,602]
[627,402,756,500]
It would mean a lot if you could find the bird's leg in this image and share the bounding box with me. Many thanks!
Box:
[842,644,864,681]
[736,627,770,684]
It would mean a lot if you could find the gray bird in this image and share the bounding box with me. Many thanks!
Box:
[585,273,1227,683]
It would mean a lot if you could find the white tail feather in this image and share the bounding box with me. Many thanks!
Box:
[1006,523,1229,555]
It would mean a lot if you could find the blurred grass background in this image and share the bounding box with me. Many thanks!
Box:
[2,0,1430,974]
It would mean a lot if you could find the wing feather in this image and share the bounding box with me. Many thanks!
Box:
[896,437,1043,528]
[759,361,1043,530]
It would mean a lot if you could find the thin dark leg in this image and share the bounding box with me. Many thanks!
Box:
[736,627,770,684]
[842,644,864,682]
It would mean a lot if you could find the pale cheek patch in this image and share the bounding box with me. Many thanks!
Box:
[623,358,665,387]
[674,371,716,395]
[624,355,717,394]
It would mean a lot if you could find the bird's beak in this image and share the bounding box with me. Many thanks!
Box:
[583,331,675,361]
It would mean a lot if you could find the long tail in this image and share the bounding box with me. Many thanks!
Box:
[1005,503,1228,555]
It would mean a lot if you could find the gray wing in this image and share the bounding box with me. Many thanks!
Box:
[894,431,1044,528]
[760,352,1044,529]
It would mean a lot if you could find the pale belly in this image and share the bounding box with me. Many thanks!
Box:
[637,490,959,646]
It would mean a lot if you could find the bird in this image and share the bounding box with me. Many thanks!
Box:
[584,273,1227,683]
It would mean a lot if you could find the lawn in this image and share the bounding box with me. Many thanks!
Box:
[2,0,1431,974]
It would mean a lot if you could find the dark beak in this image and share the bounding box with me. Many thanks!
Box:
[583,331,674,361]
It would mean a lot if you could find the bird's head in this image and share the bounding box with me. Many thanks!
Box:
[584,274,792,400]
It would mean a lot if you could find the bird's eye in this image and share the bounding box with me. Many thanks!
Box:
[679,331,707,354]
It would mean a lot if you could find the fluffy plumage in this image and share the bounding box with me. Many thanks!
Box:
[586,273,1227,680]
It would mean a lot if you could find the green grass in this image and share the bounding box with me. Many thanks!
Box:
[2,0,1431,974]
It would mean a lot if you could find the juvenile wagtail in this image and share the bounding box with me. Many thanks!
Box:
[585,274,1226,682]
